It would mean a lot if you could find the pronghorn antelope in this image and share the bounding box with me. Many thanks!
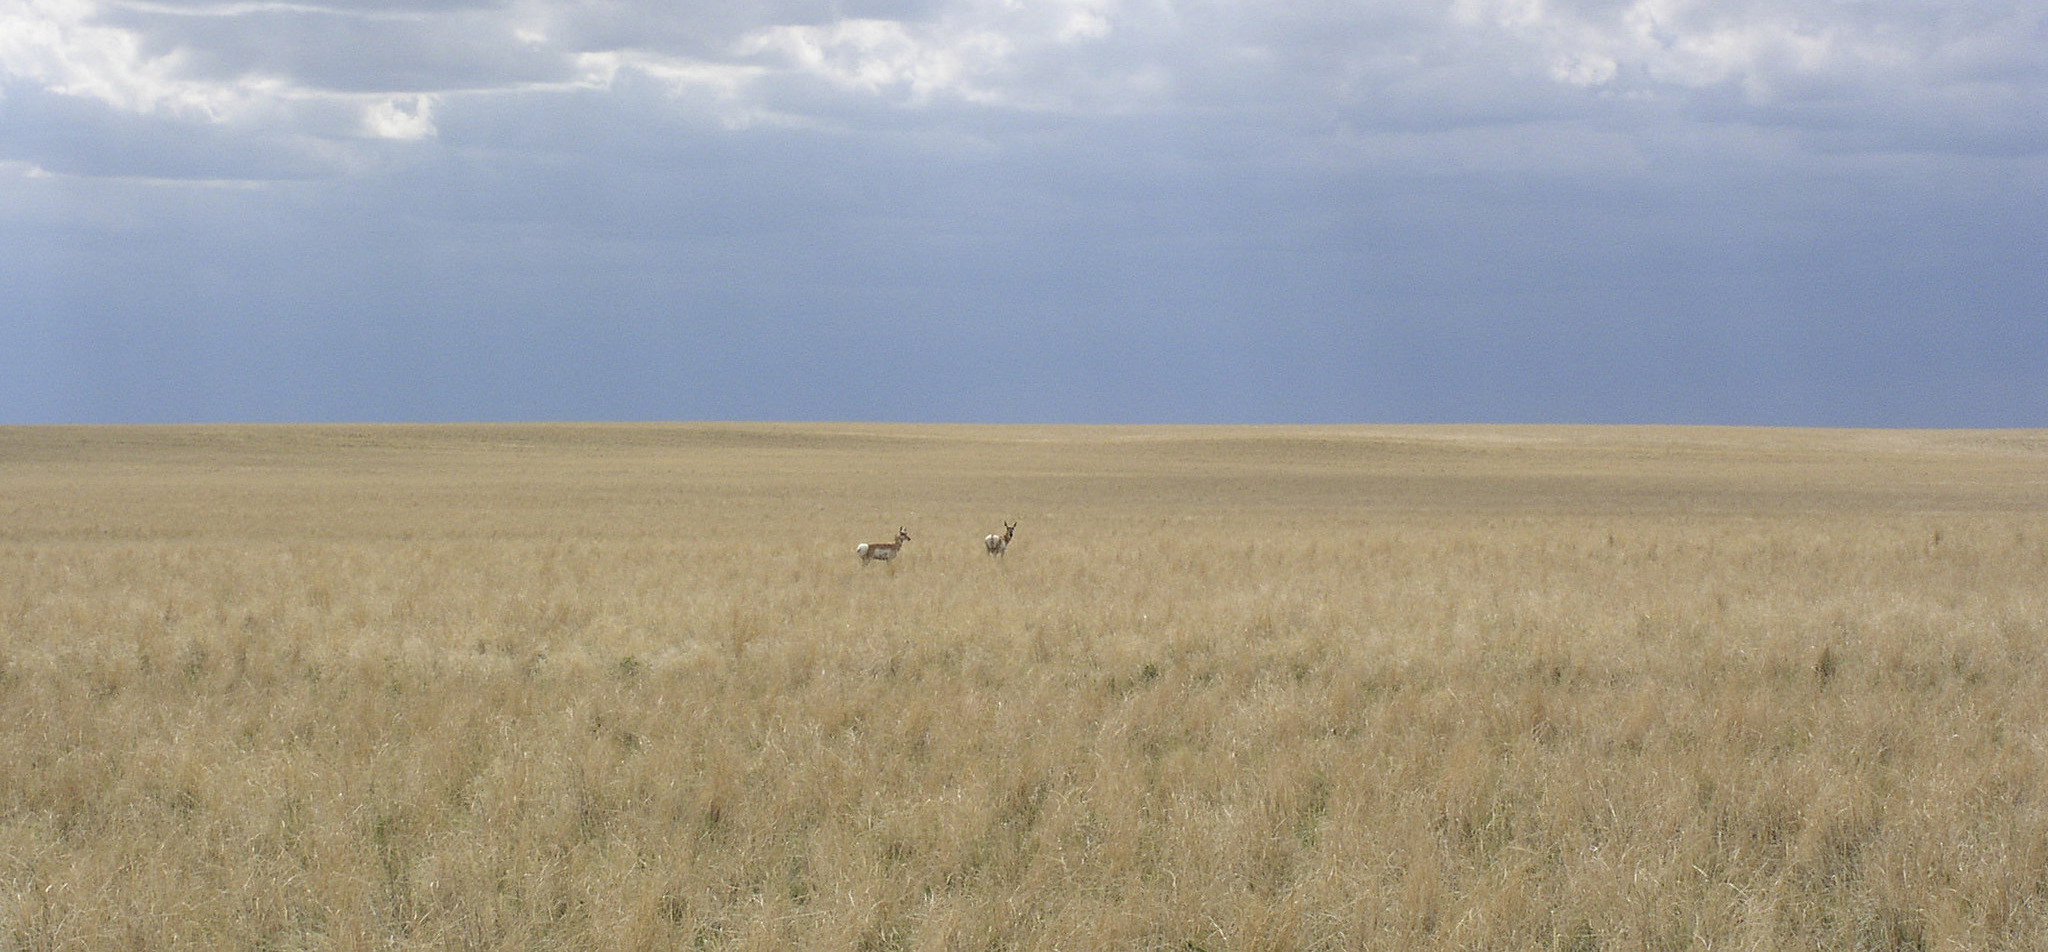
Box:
[857,528,911,566]
[985,521,1017,557]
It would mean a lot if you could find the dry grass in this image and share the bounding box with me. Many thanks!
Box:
[3,423,2047,951]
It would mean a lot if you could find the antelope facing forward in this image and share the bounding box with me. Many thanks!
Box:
[857,528,911,567]
[985,521,1017,557]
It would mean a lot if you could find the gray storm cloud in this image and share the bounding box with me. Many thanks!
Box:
[2,0,2044,425]
[9,0,2043,172]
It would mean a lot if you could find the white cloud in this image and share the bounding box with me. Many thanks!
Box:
[4,0,2043,184]
[361,93,434,139]
[1432,0,2048,156]
[574,50,760,96]
[570,50,777,128]
[1057,8,1111,43]
[1459,0,2026,103]
[737,18,1014,104]
[1,0,249,118]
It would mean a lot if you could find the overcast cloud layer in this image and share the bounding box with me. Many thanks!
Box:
[4,0,2044,425]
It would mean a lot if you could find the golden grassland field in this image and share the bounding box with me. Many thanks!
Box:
[4,423,2048,952]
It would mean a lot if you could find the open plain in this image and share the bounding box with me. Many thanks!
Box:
[3,423,2047,951]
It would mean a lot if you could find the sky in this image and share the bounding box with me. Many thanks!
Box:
[3,0,2044,426]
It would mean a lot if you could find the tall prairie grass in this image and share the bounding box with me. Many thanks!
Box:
[3,424,2046,950]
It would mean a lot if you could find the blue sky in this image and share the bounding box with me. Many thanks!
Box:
[4,0,2044,426]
